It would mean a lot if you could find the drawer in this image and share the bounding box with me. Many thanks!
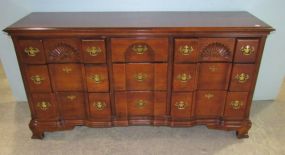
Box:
[195,91,226,117]
[171,92,193,119]
[230,64,255,91]
[44,39,81,63]
[111,38,169,62]
[115,91,167,117]
[25,65,52,92]
[56,92,85,120]
[88,93,111,120]
[173,64,197,91]
[174,39,199,62]
[49,64,84,91]
[18,40,46,64]
[224,92,249,119]
[31,93,58,121]
[85,64,109,92]
[199,38,235,62]
[113,63,168,91]
[82,40,106,63]
[234,39,259,62]
[197,63,231,90]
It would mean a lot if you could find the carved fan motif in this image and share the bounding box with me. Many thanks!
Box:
[200,42,231,60]
[48,43,79,61]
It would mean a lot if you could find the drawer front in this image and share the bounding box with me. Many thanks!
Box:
[195,91,226,117]
[199,38,235,62]
[88,93,111,120]
[234,39,259,62]
[174,39,199,62]
[18,40,46,64]
[113,63,168,91]
[82,40,106,63]
[230,64,255,91]
[85,64,109,92]
[31,93,58,120]
[171,92,193,119]
[224,92,248,119]
[173,64,197,91]
[44,39,81,63]
[56,92,85,120]
[49,64,84,91]
[111,38,169,62]
[25,65,52,92]
[197,63,231,90]
[115,91,167,117]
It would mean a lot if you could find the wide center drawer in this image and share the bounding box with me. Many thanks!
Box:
[111,38,169,62]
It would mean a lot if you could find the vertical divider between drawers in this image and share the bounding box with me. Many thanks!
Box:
[166,36,174,115]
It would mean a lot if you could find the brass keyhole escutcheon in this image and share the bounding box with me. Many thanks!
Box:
[175,101,188,110]
[177,73,192,83]
[241,45,254,56]
[37,101,51,111]
[179,45,193,55]
[135,73,147,82]
[235,73,250,83]
[205,93,214,99]
[86,46,102,56]
[67,95,76,101]
[30,75,44,85]
[209,66,217,72]
[89,74,103,84]
[93,101,106,111]
[62,67,72,73]
[25,47,40,57]
[136,100,146,108]
[132,44,148,55]
[231,100,243,110]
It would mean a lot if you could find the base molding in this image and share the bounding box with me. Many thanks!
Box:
[29,119,252,139]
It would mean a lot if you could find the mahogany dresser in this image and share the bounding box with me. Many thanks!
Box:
[4,12,274,139]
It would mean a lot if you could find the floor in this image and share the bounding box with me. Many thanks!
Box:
[0,63,285,155]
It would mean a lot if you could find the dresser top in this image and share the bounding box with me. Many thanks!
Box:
[4,12,274,33]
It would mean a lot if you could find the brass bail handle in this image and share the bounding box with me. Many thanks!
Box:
[132,44,148,55]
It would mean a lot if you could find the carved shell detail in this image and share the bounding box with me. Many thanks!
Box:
[200,43,231,60]
[48,43,79,61]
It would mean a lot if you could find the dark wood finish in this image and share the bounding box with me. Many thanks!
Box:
[25,65,52,92]
[197,63,232,90]
[230,64,255,91]
[3,12,274,139]
[195,91,227,117]
[85,64,109,92]
[49,64,84,91]
[56,92,86,120]
[82,40,106,63]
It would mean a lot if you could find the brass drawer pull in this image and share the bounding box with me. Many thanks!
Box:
[209,66,217,72]
[30,75,44,85]
[86,46,101,56]
[62,67,72,73]
[205,93,214,99]
[135,73,147,82]
[241,45,254,56]
[67,95,76,101]
[175,101,188,110]
[136,100,146,108]
[88,74,103,84]
[25,47,39,56]
[231,100,243,110]
[132,44,148,55]
[37,101,51,111]
[235,73,249,83]
[177,73,192,83]
[93,101,106,111]
[179,45,193,55]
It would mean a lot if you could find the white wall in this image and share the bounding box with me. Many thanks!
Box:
[0,0,284,101]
